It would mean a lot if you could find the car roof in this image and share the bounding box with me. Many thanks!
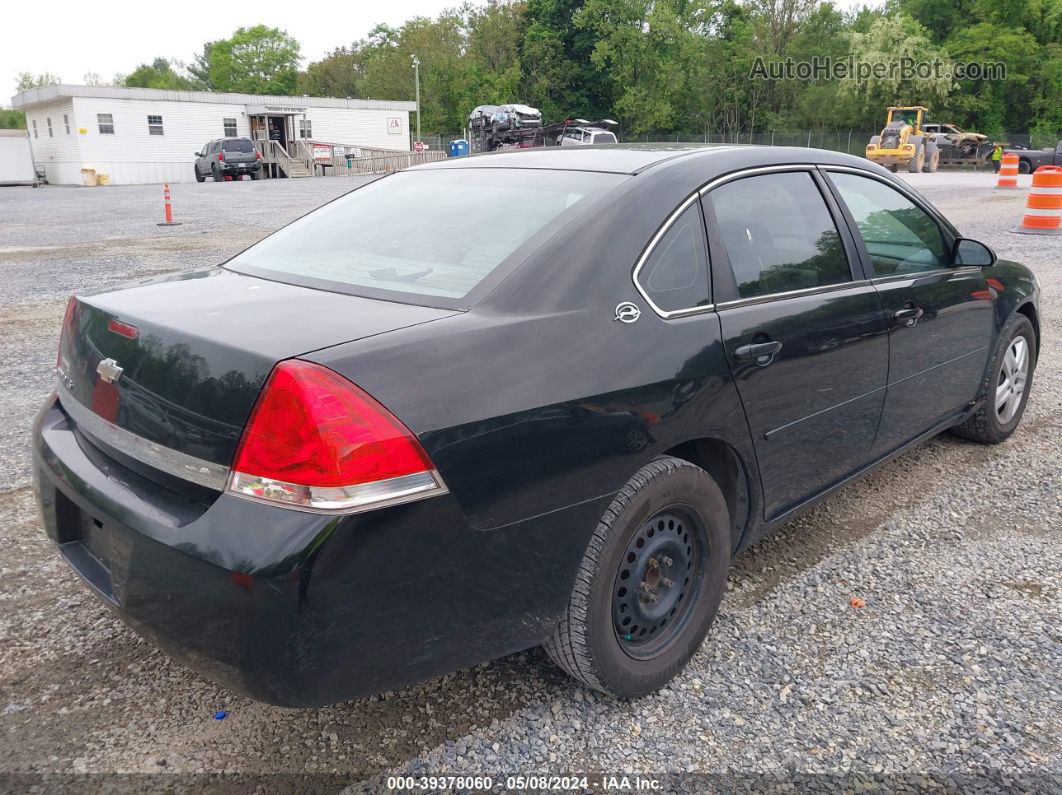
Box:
[415,143,870,176]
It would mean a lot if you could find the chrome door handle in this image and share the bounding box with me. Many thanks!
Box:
[734,341,783,363]
[894,306,924,327]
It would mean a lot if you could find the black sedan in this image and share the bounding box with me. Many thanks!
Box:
[34,145,1040,706]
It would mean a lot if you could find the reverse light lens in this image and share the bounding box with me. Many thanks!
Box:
[228,360,445,512]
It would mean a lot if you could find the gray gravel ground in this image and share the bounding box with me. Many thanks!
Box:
[0,170,1059,793]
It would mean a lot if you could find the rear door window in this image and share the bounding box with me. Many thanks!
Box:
[226,168,626,307]
[710,171,851,299]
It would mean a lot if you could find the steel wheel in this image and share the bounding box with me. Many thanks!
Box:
[612,507,707,661]
[996,336,1029,424]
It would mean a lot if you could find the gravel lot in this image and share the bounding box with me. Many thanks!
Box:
[0,169,1059,792]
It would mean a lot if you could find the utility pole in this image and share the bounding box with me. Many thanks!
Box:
[411,54,421,146]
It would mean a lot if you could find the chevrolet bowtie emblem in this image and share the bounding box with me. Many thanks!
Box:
[96,358,124,384]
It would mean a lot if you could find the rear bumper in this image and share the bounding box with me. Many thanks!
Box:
[220,163,260,173]
[33,393,603,706]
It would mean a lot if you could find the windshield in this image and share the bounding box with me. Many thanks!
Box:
[226,168,626,305]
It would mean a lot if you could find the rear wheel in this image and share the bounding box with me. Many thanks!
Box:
[544,457,730,697]
[951,313,1036,444]
[1017,159,1032,175]
[210,164,221,182]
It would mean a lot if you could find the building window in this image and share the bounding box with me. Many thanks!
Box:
[47,118,53,137]
[32,120,38,138]
[64,114,70,134]
[97,113,115,134]
[223,118,237,137]
[299,119,312,139]
[147,115,164,135]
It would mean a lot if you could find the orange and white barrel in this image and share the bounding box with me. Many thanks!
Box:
[1015,166,1062,235]
[996,152,1019,189]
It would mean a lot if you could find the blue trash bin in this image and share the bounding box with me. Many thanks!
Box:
[449,139,470,158]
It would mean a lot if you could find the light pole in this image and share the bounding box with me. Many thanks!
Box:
[411,54,421,147]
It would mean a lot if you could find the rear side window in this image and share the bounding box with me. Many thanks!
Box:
[711,172,850,299]
[636,203,710,313]
[827,172,947,276]
[222,138,254,152]
[227,168,626,304]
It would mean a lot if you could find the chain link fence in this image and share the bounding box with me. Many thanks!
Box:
[421,129,1041,170]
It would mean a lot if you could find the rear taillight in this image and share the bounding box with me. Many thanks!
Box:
[255,151,261,160]
[57,296,77,371]
[227,360,446,513]
[218,151,224,161]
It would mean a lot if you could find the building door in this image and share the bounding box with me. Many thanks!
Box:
[267,116,287,147]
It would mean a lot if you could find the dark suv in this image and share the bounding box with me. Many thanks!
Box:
[194,138,261,182]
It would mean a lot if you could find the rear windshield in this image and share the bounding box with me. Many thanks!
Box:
[222,139,254,152]
[226,168,625,305]
[592,132,618,144]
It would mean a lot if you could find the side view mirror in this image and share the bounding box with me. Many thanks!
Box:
[194,151,202,157]
[953,237,996,267]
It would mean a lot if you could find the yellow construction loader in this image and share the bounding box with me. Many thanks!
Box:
[865,106,940,173]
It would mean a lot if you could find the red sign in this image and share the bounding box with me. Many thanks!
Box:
[413,140,424,153]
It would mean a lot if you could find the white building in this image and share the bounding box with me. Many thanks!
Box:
[12,85,416,185]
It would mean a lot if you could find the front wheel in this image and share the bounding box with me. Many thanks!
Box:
[544,457,730,697]
[951,313,1036,444]
[194,166,205,183]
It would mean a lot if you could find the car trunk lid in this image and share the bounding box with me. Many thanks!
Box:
[57,268,456,475]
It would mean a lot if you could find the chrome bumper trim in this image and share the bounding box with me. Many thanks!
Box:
[56,382,230,491]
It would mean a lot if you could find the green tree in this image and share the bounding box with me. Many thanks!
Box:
[943,23,1040,134]
[521,0,610,121]
[191,26,301,94]
[841,15,955,128]
[123,58,199,90]
[15,72,61,92]
[0,109,26,129]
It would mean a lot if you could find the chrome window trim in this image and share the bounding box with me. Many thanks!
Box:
[715,279,872,311]
[57,382,230,491]
[870,266,982,286]
[631,192,715,319]
[697,163,818,196]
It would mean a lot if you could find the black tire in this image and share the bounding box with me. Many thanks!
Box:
[544,456,730,697]
[194,166,205,183]
[1017,159,1032,175]
[211,164,221,182]
[907,141,924,173]
[951,313,1036,444]
[249,170,260,180]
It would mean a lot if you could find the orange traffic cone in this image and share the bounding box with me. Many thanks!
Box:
[157,183,182,227]
[996,153,1019,189]
[1014,166,1062,235]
